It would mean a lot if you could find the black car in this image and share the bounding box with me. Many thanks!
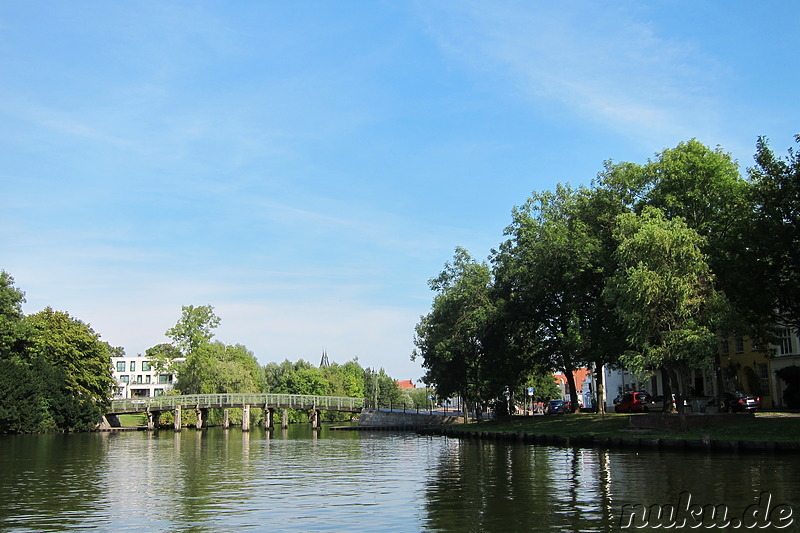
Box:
[722,392,760,413]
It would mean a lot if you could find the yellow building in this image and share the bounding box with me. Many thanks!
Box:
[719,334,773,408]
[720,328,800,410]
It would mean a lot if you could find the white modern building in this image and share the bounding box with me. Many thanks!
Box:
[110,355,184,399]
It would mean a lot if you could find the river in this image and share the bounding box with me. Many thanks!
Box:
[0,425,797,532]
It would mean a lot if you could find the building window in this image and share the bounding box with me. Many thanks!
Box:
[135,375,143,384]
[158,374,172,384]
[735,336,744,353]
[720,337,730,355]
[116,361,126,372]
[780,329,794,355]
[758,363,769,396]
[145,375,151,384]
[142,361,152,371]
[120,375,129,383]
[154,389,165,396]
[130,361,136,372]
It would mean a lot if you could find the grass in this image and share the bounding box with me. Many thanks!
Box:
[116,413,146,427]
[448,412,800,443]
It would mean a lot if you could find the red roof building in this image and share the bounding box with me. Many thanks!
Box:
[396,379,416,390]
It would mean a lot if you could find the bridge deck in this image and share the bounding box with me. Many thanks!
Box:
[109,393,364,415]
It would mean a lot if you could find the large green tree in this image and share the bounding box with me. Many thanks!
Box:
[413,248,497,417]
[604,208,723,412]
[599,140,751,334]
[493,185,624,412]
[176,341,261,394]
[748,134,800,333]
[165,304,221,357]
[26,307,115,403]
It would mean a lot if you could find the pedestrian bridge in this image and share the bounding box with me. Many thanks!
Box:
[106,393,364,430]
[109,393,364,414]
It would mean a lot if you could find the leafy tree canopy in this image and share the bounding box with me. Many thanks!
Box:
[165,304,220,357]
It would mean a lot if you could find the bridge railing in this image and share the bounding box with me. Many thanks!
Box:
[110,393,364,414]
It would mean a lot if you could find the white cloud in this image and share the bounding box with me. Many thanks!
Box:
[419,2,726,149]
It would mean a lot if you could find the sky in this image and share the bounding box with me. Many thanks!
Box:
[2,1,799,381]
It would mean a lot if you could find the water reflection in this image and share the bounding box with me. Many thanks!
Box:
[0,428,798,532]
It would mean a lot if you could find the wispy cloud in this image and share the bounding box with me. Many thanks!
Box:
[418,2,725,149]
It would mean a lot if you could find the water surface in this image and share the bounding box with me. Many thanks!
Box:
[1,426,797,532]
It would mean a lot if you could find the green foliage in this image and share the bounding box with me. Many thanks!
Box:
[176,341,261,394]
[26,308,116,403]
[0,271,27,359]
[144,343,182,374]
[604,208,722,394]
[749,134,800,333]
[165,304,221,357]
[0,273,115,432]
[493,185,624,410]
[413,248,496,405]
[363,367,403,407]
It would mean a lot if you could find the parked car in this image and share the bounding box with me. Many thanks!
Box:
[722,392,760,413]
[650,394,693,413]
[614,392,651,413]
[546,399,568,414]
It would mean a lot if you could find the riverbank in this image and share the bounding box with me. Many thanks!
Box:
[418,412,800,453]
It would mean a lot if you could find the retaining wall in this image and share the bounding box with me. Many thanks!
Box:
[358,409,459,427]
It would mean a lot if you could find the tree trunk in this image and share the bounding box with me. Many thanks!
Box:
[595,363,605,414]
[661,367,675,413]
[564,367,580,413]
[668,366,685,415]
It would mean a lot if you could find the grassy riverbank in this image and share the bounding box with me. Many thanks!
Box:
[451,412,800,443]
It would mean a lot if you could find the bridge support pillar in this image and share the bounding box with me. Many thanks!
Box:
[194,408,209,429]
[242,405,251,431]
[282,409,289,429]
[265,406,274,428]
[223,409,230,429]
[147,410,161,431]
[310,408,321,429]
[174,405,182,430]
[104,414,121,428]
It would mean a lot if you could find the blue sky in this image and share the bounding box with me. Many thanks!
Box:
[2,1,799,381]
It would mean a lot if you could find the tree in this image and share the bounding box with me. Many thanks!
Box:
[604,207,723,412]
[0,270,26,358]
[165,305,221,357]
[26,307,116,403]
[176,341,261,394]
[323,359,365,398]
[363,367,403,408]
[748,134,800,333]
[413,248,496,417]
[493,185,624,412]
[600,140,752,333]
[145,343,183,375]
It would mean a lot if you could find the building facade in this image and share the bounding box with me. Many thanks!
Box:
[110,355,183,399]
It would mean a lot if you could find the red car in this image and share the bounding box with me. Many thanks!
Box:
[614,392,651,413]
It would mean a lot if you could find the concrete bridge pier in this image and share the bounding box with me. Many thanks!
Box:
[310,408,321,429]
[174,405,182,430]
[242,404,251,431]
[264,406,274,428]
[147,410,161,431]
[282,409,289,429]
[195,407,208,429]
[223,409,230,429]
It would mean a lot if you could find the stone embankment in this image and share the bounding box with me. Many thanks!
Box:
[417,425,800,454]
[357,408,460,428]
